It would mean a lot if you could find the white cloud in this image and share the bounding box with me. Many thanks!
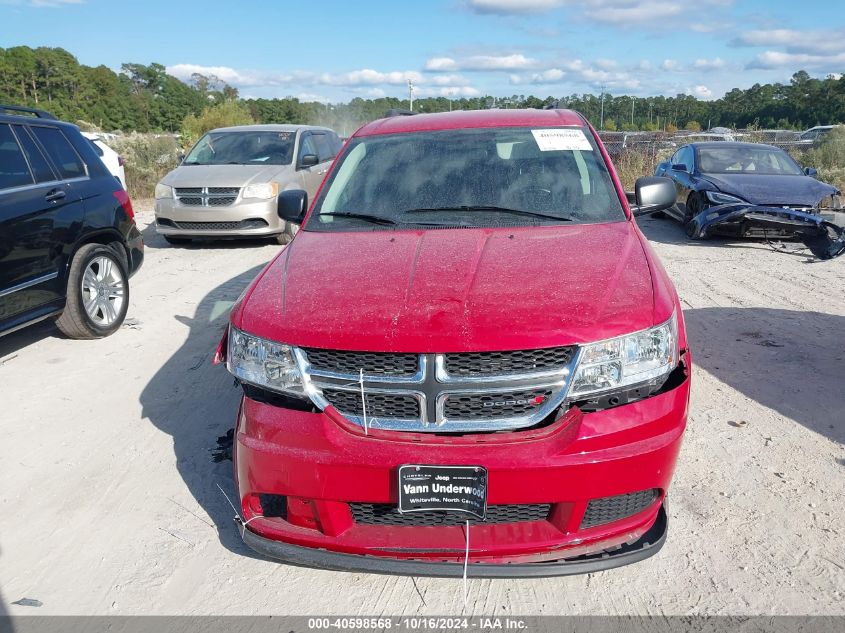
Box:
[687,85,713,98]
[747,50,845,70]
[466,0,564,14]
[661,59,680,71]
[693,57,725,71]
[424,57,458,71]
[427,53,538,72]
[1,0,84,6]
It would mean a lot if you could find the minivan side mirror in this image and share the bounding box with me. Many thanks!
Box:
[277,189,308,224]
[804,166,818,178]
[299,154,319,169]
[177,152,185,163]
[630,176,676,216]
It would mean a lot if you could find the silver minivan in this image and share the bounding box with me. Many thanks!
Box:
[154,124,342,244]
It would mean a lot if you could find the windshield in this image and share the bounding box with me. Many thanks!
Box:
[307,126,624,231]
[697,146,803,176]
[184,130,295,166]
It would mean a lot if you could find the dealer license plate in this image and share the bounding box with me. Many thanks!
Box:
[397,465,487,520]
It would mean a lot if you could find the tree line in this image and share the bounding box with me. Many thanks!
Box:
[2,46,844,134]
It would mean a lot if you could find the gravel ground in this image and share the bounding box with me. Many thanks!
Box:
[0,202,843,616]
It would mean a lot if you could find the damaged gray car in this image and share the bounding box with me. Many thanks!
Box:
[655,142,845,259]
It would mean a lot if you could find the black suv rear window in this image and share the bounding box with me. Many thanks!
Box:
[0,124,33,190]
[14,125,56,183]
[30,126,86,179]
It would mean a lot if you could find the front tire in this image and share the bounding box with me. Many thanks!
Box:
[56,244,129,339]
[684,192,707,239]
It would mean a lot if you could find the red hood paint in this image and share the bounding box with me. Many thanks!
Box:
[236,220,669,352]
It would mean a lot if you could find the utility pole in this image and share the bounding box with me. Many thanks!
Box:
[408,79,415,112]
[631,96,635,126]
[599,84,606,129]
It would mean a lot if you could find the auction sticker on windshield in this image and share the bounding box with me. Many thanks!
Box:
[532,128,593,151]
[398,465,487,520]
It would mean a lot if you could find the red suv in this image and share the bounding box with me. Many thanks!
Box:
[219,108,690,576]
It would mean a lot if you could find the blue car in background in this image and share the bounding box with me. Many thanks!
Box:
[654,142,844,259]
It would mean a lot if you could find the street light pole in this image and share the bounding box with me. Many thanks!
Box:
[408,79,415,112]
[599,84,606,129]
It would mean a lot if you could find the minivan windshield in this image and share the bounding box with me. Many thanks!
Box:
[183,130,295,166]
[307,126,624,230]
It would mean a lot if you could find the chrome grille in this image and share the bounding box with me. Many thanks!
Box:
[175,186,240,207]
[350,503,551,526]
[445,347,575,377]
[297,347,579,433]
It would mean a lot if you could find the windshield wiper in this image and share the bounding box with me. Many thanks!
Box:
[318,212,398,225]
[403,205,571,222]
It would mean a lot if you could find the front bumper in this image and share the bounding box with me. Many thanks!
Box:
[241,505,668,578]
[233,355,689,575]
[154,197,285,238]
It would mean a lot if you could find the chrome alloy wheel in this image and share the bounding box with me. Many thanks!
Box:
[81,256,125,326]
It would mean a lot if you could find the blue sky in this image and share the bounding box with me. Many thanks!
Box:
[2,0,844,102]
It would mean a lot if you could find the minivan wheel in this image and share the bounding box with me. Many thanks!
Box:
[56,244,129,339]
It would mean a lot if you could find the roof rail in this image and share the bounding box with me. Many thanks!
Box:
[384,108,417,118]
[0,105,58,120]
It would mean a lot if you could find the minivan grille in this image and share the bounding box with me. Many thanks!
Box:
[442,389,553,420]
[301,348,578,433]
[175,186,240,207]
[445,347,575,377]
[321,388,421,419]
[304,348,419,377]
[350,503,551,526]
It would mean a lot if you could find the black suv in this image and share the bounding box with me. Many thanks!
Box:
[0,105,143,339]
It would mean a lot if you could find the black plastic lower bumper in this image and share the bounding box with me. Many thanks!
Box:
[241,505,668,578]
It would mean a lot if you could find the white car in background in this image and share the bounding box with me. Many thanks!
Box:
[82,132,126,188]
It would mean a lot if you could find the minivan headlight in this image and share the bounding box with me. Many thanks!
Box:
[226,326,304,395]
[155,183,173,200]
[243,183,279,200]
[568,313,678,399]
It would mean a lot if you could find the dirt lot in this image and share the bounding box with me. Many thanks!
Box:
[0,203,843,616]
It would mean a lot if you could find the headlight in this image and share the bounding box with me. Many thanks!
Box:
[568,313,679,399]
[242,183,279,200]
[226,326,304,395]
[705,190,745,205]
[154,183,173,200]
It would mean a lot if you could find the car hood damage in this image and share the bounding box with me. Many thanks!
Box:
[686,202,845,260]
[699,173,838,207]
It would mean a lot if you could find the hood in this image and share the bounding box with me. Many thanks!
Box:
[160,164,290,188]
[700,173,837,206]
[238,222,661,352]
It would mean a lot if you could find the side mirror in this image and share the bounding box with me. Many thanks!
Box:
[804,167,818,178]
[630,176,676,216]
[671,163,688,172]
[277,189,308,224]
[299,154,319,169]
[177,152,185,163]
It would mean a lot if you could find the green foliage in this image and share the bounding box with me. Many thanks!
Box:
[603,118,617,131]
[109,133,181,199]
[801,127,845,192]
[180,100,255,149]
[685,120,701,132]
